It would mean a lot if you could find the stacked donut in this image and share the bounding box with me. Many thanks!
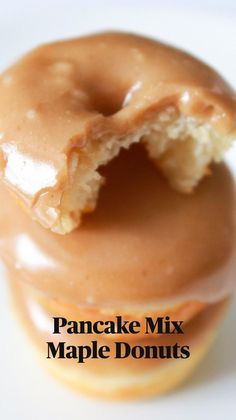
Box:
[0,32,236,399]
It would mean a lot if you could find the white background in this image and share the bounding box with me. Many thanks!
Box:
[0,1,236,419]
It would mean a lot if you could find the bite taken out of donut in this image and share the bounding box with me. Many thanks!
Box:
[0,32,235,233]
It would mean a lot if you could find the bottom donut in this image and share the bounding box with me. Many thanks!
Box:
[9,279,229,400]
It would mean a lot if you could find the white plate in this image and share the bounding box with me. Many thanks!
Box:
[1,1,236,419]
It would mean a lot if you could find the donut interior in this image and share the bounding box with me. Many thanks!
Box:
[60,105,231,233]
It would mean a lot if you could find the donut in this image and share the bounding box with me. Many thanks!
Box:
[10,277,229,399]
[9,276,206,343]
[1,145,236,399]
[0,32,235,233]
[0,146,235,309]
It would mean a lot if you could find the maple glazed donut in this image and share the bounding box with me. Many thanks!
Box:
[0,146,235,313]
[9,277,230,399]
[0,120,235,400]
[0,32,236,233]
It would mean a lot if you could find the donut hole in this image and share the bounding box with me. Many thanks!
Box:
[88,87,127,116]
[49,61,125,115]
[75,75,130,116]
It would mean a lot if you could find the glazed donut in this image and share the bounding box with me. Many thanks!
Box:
[1,143,235,399]
[9,277,206,343]
[0,32,235,233]
[10,277,229,399]
[0,146,235,310]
